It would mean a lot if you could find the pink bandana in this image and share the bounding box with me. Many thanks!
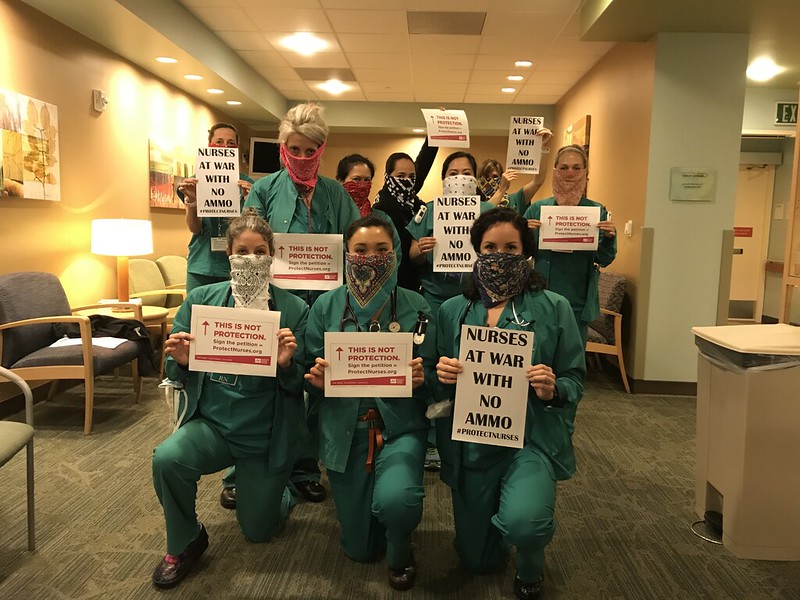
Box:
[343,180,373,217]
[280,142,326,194]
[552,168,587,206]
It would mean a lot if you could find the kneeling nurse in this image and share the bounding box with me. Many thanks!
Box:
[151,209,308,588]
[304,213,436,591]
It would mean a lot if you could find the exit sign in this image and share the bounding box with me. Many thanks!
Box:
[776,102,798,125]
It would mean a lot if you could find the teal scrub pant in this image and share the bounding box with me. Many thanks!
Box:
[450,446,556,582]
[153,418,292,555]
[186,272,228,294]
[327,427,426,569]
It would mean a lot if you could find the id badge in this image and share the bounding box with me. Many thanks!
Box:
[211,237,227,252]
[210,372,238,386]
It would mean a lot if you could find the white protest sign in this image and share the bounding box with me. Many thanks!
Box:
[272,233,343,290]
[324,332,414,398]
[421,109,470,148]
[538,205,601,251]
[189,304,279,377]
[433,196,480,273]
[506,116,544,174]
[196,147,240,217]
[451,325,534,449]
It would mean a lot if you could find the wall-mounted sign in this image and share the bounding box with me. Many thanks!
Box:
[734,227,753,238]
[775,102,798,125]
[669,167,717,203]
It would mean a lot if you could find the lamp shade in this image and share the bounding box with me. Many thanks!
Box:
[91,219,153,256]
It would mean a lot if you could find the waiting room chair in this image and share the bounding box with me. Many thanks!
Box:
[0,366,35,551]
[0,272,143,434]
[586,271,631,393]
[155,255,187,309]
[129,258,185,326]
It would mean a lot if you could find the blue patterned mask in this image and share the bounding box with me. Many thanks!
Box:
[472,252,529,308]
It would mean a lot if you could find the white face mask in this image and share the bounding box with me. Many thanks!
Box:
[442,174,478,196]
[228,254,273,310]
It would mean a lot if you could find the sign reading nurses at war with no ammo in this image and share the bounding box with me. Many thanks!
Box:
[451,325,534,449]
[538,205,601,251]
[433,196,481,272]
[189,304,279,377]
[272,233,343,290]
[195,147,240,218]
[506,116,545,174]
[323,332,413,398]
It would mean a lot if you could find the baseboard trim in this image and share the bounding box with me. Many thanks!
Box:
[630,378,697,396]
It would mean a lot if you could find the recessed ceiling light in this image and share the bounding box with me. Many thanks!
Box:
[183,74,203,81]
[507,75,523,81]
[280,32,327,56]
[226,100,242,106]
[501,87,516,93]
[746,57,783,81]
[412,128,425,133]
[514,60,532,68]
[317,79,349,95]
[156,56,177,63]
[206,88,224,94]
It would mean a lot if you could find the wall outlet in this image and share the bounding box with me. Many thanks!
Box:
[92,89,109,112]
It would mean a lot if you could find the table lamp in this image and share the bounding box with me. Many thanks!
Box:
[91,219,153,303]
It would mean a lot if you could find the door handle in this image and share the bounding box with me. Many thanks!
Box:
[733,248,744,255]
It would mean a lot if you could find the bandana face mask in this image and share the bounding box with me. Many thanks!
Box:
[345,252,396,309]
[384,175,417,209]
[472,252,530,308]
[229,254,273,310]
[343,179,373,217]
[478,175,501,199]
[552,168,587,206]
[443,174,478,196]
[280,142,326,194]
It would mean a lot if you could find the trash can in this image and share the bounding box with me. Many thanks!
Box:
[692,323,800,560]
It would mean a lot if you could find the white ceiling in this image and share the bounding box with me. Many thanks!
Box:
[18,0,800,133]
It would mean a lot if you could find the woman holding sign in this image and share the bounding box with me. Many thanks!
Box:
[178,123,254,293]
[523,144,617,346]
[151,210,308,588]
[434,208,585,600]
[304,213,435,591]
[245,102,359,504]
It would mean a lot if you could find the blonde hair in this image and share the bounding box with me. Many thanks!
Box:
[278,102,328,146]
[226,208,274,254]
[554,144,589,169]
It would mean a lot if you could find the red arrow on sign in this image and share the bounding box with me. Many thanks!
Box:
[278,245,285,258]
[336,346,343,360]
[202,320,210,335]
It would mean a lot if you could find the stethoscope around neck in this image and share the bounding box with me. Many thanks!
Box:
[341,287,430,344]
[461,297,533,328]
[341,288,399,333]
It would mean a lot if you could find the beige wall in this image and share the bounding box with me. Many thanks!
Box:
[552,41,657,376]
[0,0,249,306]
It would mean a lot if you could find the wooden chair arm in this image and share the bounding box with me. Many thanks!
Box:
[164,283,187,291]
[599,308,622,318]
[72,303,144,321]
[0,314,92,332]
[130,289,186,301]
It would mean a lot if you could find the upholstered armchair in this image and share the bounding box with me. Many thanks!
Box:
[0,272,143,434]
[586,271,630,393]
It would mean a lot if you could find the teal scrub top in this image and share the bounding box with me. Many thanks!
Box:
[524,197,617,324]
[434,289,585,488]
[506,188,527,217]
[244,170,360,306]
[184,172,254,278]
[405,199,494,308]
[304,285,437,473]
[165,281,309,471]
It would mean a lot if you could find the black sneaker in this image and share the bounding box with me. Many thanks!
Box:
[513,574,543,600]
[220,487,236,510]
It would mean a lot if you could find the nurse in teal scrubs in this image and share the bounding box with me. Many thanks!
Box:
[244,102,361,504]
[178,122,254,293]
[434,208,585,600]
[304,213,436,591]
[406,151,494,317]
[523,144,617,346]
[151,210,308,589]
